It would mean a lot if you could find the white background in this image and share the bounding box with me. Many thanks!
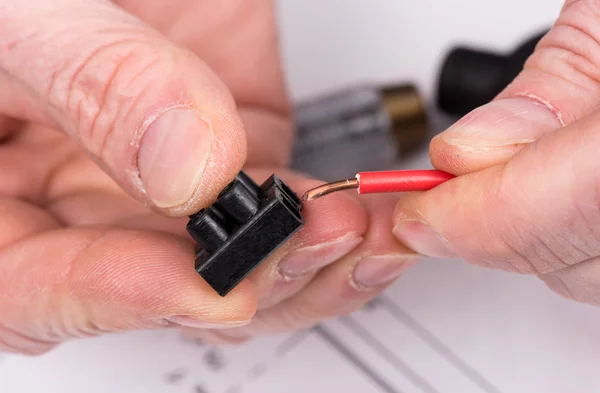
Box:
[278,0,562,103]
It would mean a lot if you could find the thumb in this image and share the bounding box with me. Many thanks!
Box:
[392,107,600,304]
[0,0,246,215]
[431,0,600,174]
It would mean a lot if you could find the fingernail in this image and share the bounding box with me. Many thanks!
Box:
[166,316,251,329]
[393,219,455,258]
[353,255,419,288]
[138,108,212,208]
[279,236,363,277]
[440,97,561,149]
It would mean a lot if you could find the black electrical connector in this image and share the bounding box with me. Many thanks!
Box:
[186,171,305,296]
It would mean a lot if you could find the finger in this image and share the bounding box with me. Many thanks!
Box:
[196,194,417,341]
[393,108,600,279]
[0,0,247,215]
[116,0,290,115]
[238,108,293,167]
[46,189,148,226]
[0,119,14,142]
[239,168,367,308]
[540,257,600,306]
[0,74,31,141]
[43,165,368,339]
[0,123,131,207]
[430,0,600,174]
[0,115,22,142]
[116,0,294,167]
[0,72,49,126]
[0,227,257,355]
[49,166,368,300]
[0,198,61,247]
[0,127,79,201]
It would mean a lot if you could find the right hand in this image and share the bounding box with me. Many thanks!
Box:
[391,0,600,306]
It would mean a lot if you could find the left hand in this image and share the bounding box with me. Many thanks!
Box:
[124,0,416,345]
[0,0,415,353]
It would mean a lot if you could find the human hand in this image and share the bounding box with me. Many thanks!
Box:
[0,0,412,354]
[392,0,600,305]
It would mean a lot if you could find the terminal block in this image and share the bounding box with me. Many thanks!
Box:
[186,171,305,296]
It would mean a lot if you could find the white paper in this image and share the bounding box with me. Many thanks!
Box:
[2,257,600,393]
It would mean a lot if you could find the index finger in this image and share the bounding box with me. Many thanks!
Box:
[0,224,257,355]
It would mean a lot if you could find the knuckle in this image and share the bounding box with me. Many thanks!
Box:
[541,264,600,307]
[483,168,600,275]
[528,0,600,88]
[495,232,559,275]
[540,273,579,303]
[0,324,57,356]
[48,33,175,158]
[471,170,567,275]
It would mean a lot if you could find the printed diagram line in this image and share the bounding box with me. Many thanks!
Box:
[377,295,503,393]
[224,329,313,393]
[314,325,401,393]
[220,292,502,393]
[340,315,440,393]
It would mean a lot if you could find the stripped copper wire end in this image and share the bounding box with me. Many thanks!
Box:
[302,178,359,201]
[301,170,455,202]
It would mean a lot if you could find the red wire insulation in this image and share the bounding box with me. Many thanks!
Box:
[356,170,455,194]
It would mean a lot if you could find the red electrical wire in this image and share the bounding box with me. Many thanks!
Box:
[301,169,455,201]
[356,170,455,194]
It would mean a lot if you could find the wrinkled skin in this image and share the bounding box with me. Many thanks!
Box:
[3,0,600,356]
[0,0,412,354]
[393,0,600,306]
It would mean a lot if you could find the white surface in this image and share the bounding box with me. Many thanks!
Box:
[278,0,562,102]
[5,1,597,393]
[3,255,600,393]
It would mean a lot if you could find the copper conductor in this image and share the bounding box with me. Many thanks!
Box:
[302,178,359,201]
